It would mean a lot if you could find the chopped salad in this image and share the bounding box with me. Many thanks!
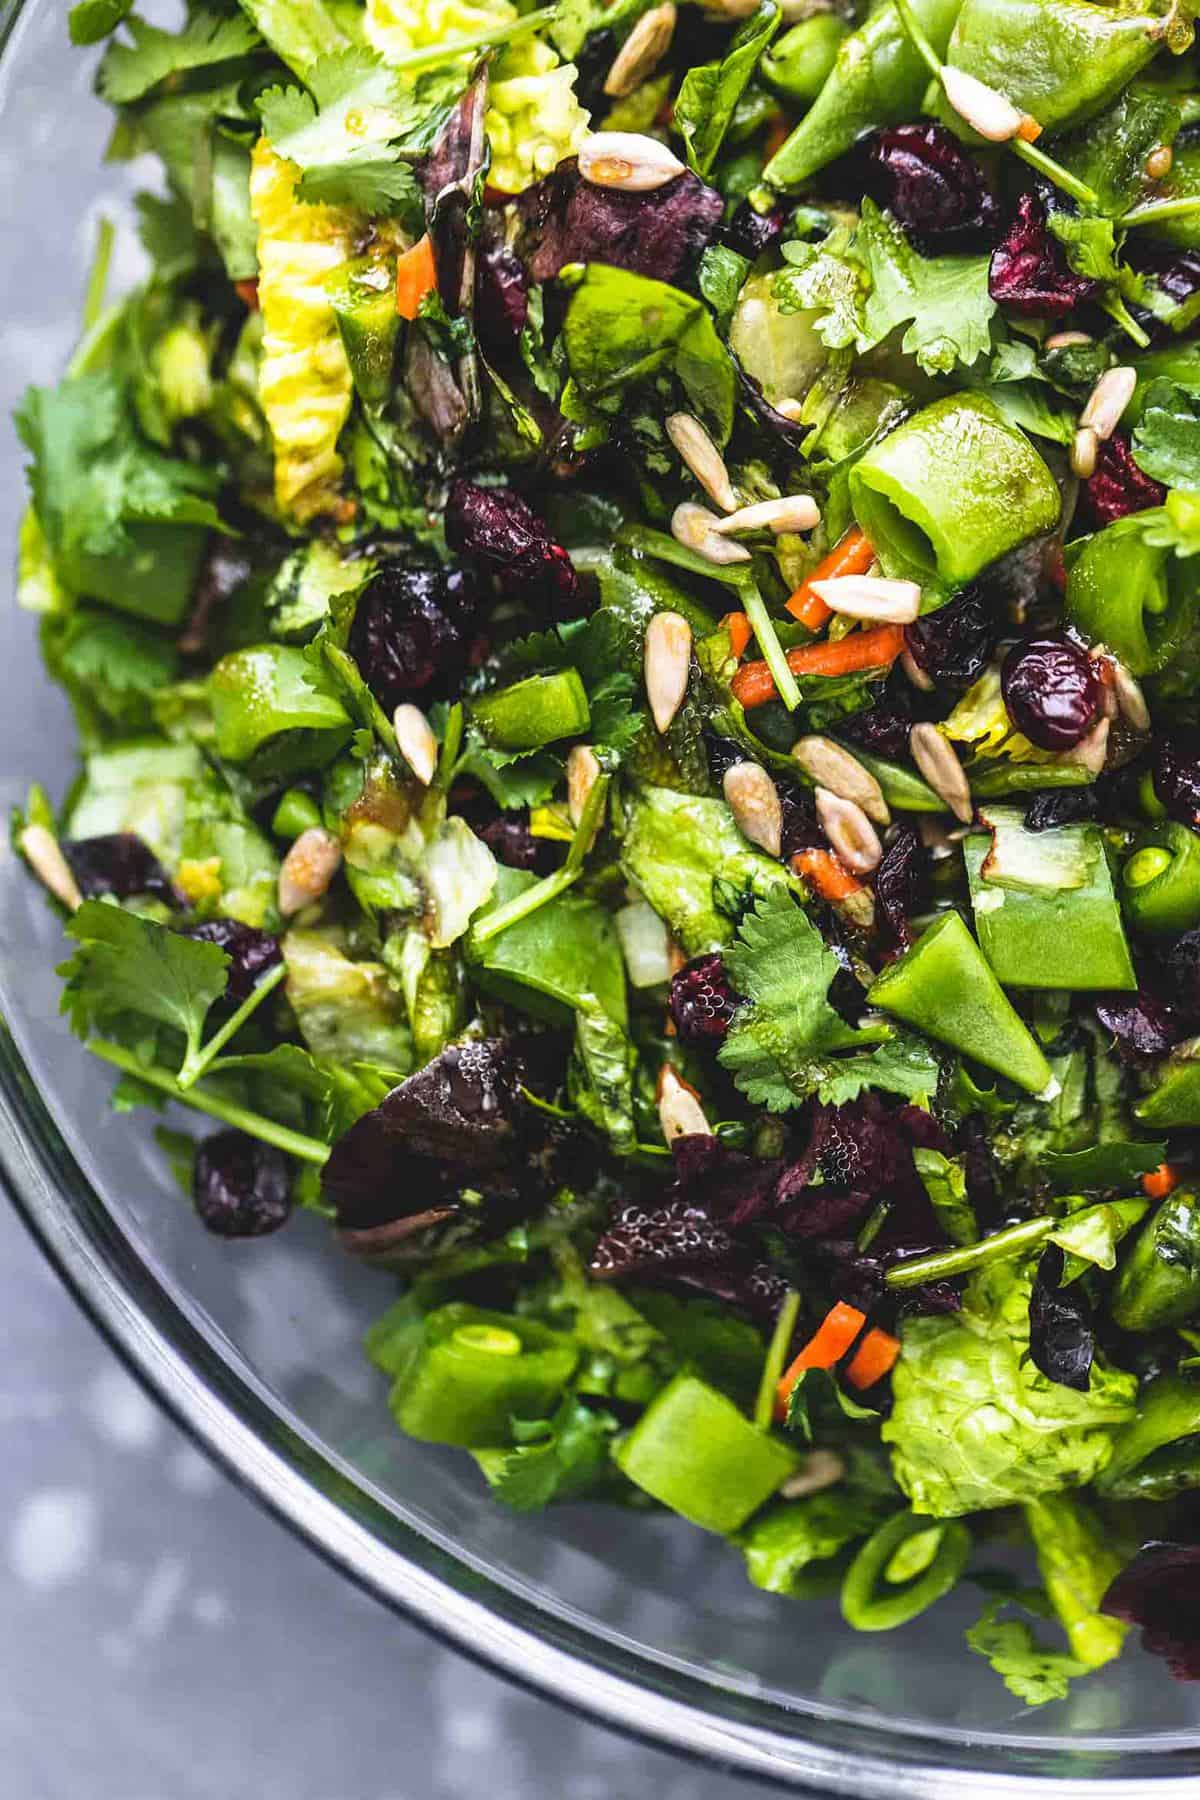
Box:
[17,0,1200,1707]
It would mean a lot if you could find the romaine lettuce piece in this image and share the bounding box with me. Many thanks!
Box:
[283,927,413,1066]
[882,1259,1137,1517]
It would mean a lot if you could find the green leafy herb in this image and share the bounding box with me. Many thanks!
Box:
[698,244,750,332]
[1048,211,1121,285]
[1048,1197,1149,1282]
[1041,1138,1167,1191]
[913,1148,978,1247]
[99,10,263,105]
[483,1398,620,1510]
[571,997,637,1155]
[69,0,135,46]
[676,3,780,178]
[853,200,996,376]
[719,889,891,1112]
[59,900,229,1068]
[741,1480,894,1593]
[1132,377,1200,490]
[966,1599,1089,1705]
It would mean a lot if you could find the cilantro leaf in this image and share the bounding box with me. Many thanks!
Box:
[718,889,891,1111]
[775,228,864,347]
[483,1398,620,1510]
[676,2,780,179]
[69,0,134,46]
[570,996,637,1155]
[50,608,180,736]
[966,1599,1089,1706]
[98,10,263,105]
[258,48,445,220]
[59,901,229,1066]
[813,1034,942,1107]
[1132,377,1200,489]
[854,200,995,376]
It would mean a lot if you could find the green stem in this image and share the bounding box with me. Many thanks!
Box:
[88,1039,331,1166]
[1012,139,1100,212]
[754,1288,802,1431]
[891,0,943,79]
[82,216,115,334]
[742,580,801,712]
[1120,194,1200,229]
[381,3,557,70]
[1101,293,1152,351]
[176,961,287,1091]
[468,774,609,950]
[884,1215,1055,1289]
[617,523,747,591]
[435,701,465,794]
[856,1197,891,1253]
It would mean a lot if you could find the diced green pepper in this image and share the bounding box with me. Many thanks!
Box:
[1066,511,1200,677]
[761,14,849,106]
[1111,1191,1200,1332]
[614,1372,800,1533]
[963,828,1135,991]
[1121,823,1200,936]
[210,644,353,776]
[471,669,591,752]
[329,257,400,411]
[1097,1373,1200,1501]
[849,395,1060,589]
[389,1304,579,1448]
[271,787,323,839]
[867,911,1053,1095]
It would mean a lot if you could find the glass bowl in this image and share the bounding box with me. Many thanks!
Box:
[3,2,1200,1787]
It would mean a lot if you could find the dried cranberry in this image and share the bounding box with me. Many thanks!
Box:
[183,919,283,1005]
[63,833,176,903]
[989,192,1099,319]
[778,784,823,861]
[671,1132,782,1227]
[704,731,746,785]
[904,587,995,691]
[676,1259,792,1322]
[571,25,617,112]
[839,705,913,762]
[736,366,808,451]
[1024,787,1098,832]
[1154,733,1200,831]
[349,563,479,713]
[863,123,1000,254]
[517,158,723,288]
[476,813,565,875]
[669,953,739,1045]
[1095,992,1187,1059]
[1122,241,1200,345]
[1078,432,1167,529]
[1152,928,1200,1028]
[1029,1245,1094,1391]
[874,825,924,948]
[445,479,581,621]
[476,220,528,349]
[181,535,255,654]
[193,1130,292,1238]
[1101,1543,1200,1680]
[722,199,786,260]
[1001,634,1102,751]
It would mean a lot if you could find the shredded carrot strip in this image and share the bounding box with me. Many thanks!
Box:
[774,1301,866,1419]
[396,234,437,320]
[792,847,863,903]
[785,527,875,628]
[234,278,259,311]
[731,624,906,708]
[1142,1162,1181,1200]
[845,1327,902,1391]
[719,611,753,660]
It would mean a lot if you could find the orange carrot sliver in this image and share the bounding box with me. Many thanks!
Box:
[731,623,906,709]
[785,527,875,627]
[719,610,753,660]
[792,847,862,903]
[1142,1162,1180,1200]
[235,278,260,311]
[846,1327,901,1392]
[396,234,437,320]
[774,1301,866,1419]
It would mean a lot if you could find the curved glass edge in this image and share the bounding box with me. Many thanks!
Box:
[4,1024,1200,1796]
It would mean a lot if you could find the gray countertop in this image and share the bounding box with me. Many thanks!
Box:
[1,1196,764,1798]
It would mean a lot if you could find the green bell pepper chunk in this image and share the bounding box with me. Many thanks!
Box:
[614,1372,800,1533]
[1097,1373,1200,1501]
[389,1304,579,1447]
[831,741,944,813]
[1122,822,1200,935]
[761,14,849,106]
[210,644,353,776]
[1066,510,1200,676]
[764,0,960,189]
[849,395,1061,590]
[1111,1190,1200,1332]
[867,910,1053,1095]
[1140,142,1200,252]
[931,0,1162,139]
[1137,1051,1200,1128]
[329,257,400,411]
[963,827,1136,991]
[840,1510,971,1631]
[470,669,590,752]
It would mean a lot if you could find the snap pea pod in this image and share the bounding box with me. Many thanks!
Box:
[1111,1191,1200,1332]
[841,1510,971,1631]
[833,742,944,814]
[1066,511,1200,676]
[764,0,961,191]
[761,14,849,106]
[966,762,1094,799]
[1121,823,1200,936]
[1097,1374,1200,1501]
